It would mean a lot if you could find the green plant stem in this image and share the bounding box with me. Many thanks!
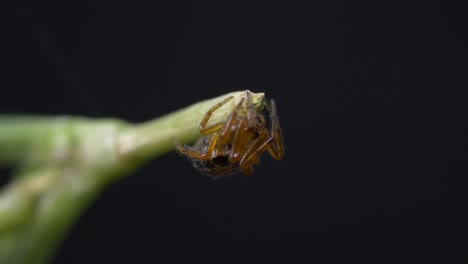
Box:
[0,90,264,264]
[0,117,55,166]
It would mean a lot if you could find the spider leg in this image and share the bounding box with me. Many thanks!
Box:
[230,94,270,165]
[205,132,221,158]
[176,132,221,160]
[239,128,271,166]
[176,144,208,160]
[229,91,262,164]
[228,118,249,163]
[240,163,254,175]
[241,142,272,173]
[218,97,245,145]
[266,99,284,160]
[200,96,234,134]
[257,112,266,127]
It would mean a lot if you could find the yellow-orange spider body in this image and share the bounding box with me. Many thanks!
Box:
[176,91,284,177]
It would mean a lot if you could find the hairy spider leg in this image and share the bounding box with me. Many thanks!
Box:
[229,94,267,164]
[175,143,203,159]
[240,163,253,175]
[237,127,271,175]
[240,138,272,175]
[204,132,221,158]
[239,126,271,166]
[176,132,220,160]
[233,93,270,165]
[218,97,246,145]
[227,92,262,162]
[257,111,267,126]
[199,96,234,134]
[228,118,248,163]
[266,99,284,160]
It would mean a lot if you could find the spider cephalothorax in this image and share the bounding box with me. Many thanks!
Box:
[176,91,283,177]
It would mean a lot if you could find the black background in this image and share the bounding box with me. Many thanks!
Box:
[3,0,468,263]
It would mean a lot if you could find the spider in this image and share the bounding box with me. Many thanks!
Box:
[176,91,284,177]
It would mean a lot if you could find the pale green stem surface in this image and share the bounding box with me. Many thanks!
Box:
[0,90,265,264]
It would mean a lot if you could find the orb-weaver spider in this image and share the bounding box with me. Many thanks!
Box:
[176,91,284,177]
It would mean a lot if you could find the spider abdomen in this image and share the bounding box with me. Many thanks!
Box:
[191,154,238,177]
